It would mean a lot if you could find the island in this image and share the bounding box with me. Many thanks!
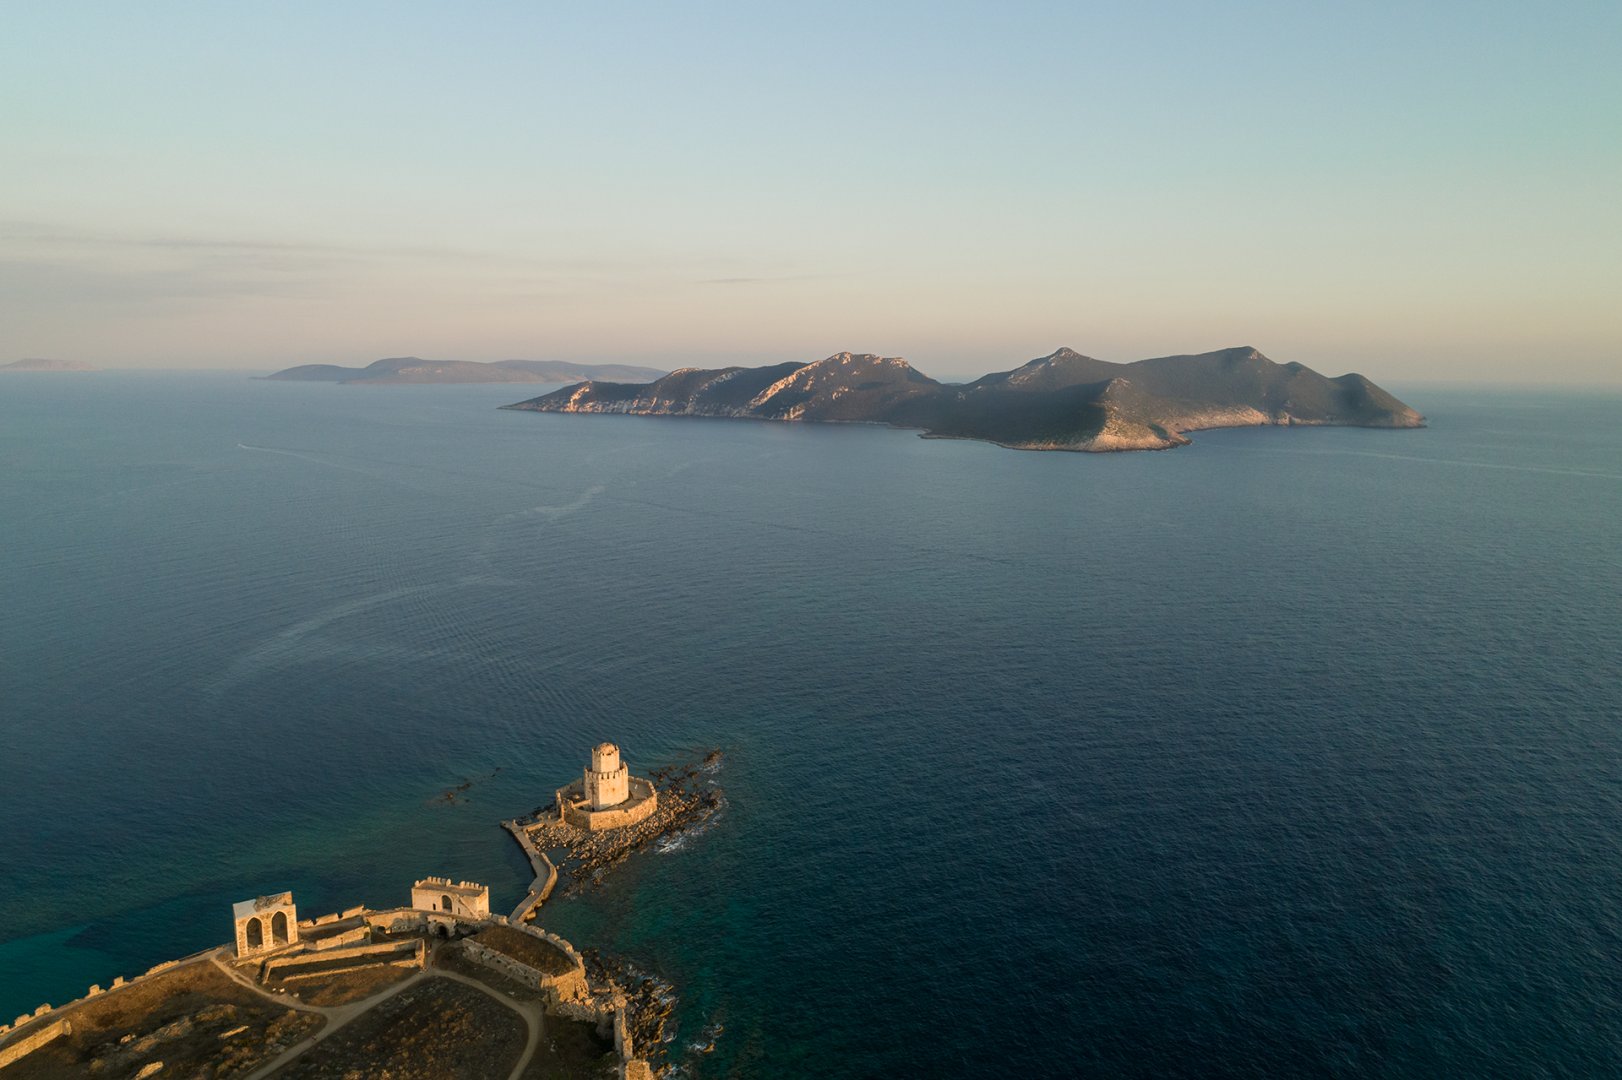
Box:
[1,358,96,372]
[264,357,667,385]
[501,346,1424,452]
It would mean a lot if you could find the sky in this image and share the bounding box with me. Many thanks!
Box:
[3,1,1619,382]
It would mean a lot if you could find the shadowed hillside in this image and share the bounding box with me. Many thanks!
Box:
[502,347,1424,452]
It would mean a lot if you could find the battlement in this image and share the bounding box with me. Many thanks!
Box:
[411,877,491,918]
[583,742,631,810]
[590,742,621,773]
[414,877,486,894]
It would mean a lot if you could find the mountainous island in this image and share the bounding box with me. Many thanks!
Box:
[1,358,96,372]
[501,346,1424,452]
[264,357,667,385]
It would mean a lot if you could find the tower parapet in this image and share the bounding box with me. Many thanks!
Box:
[554,742,657,831]
[410,877,490,918]
[585,742,630,809]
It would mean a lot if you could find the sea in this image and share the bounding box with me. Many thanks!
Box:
[1,372,1619,1077]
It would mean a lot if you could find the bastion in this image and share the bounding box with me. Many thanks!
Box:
[554,741,658,831]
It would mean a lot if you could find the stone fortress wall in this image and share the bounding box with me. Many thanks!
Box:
[2,744,663,1078]
[0,943,222,1068]
[409,876,490,919]
[552,741,659,831]
[263,938,426,981]
[0,1019,71,1070]
[556,775,657,831]
[0,891,645,1078]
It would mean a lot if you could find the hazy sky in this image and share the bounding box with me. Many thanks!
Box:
[4,1,1619,382]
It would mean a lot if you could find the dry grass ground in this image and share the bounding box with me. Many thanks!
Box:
[0,959,321,1079]
[271,976,525,1080]
[518,1015,618,1080]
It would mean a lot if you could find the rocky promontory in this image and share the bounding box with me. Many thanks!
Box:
[502,346,1425,452]
[514,751,724,896]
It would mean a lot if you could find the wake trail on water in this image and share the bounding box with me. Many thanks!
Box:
[469,484,610,576]
[526,484,606,521]
[236,442,377,477]
[206,583,452,696]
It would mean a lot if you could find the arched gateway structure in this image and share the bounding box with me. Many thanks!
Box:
[232,892,300,958]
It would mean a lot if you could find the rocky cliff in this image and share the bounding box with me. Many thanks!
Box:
[502,346,1425,452]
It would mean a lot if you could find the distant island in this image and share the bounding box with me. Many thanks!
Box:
[1,358,96,372]
[501,346,1425,452]
[264,357,667,385]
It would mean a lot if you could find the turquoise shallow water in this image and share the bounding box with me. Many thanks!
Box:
[2,374,1620,1076]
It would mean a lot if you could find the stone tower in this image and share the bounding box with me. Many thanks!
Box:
[585,742,630,809]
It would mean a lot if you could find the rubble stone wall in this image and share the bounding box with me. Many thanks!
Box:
[0,1019,71,1068]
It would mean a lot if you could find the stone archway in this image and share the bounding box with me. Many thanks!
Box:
[245,916,264,950]
[441,894,453,912]
[271,909,290,946]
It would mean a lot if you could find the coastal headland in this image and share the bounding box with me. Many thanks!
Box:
[502,345,1425,452]
[0,747,723,1079]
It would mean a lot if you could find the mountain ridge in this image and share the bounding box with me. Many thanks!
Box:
[502,346,1425,452]
[263,357,668,385]
[1,358,97,372]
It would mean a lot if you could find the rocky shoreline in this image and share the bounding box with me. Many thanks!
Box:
[514,750,725,895]
[504,346,1425,454]
[581,949,680,1063]
[502,750,725,1074]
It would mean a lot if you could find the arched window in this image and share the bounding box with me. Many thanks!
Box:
[441,895,453,912]
[271,909,290,945]
[245,916,263,950]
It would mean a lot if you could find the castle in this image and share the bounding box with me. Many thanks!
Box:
[0,742,672,1080]
[554,742,657,831]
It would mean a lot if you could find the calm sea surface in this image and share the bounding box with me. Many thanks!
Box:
[2,374,1620,1077]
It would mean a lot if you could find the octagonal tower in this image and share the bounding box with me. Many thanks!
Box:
[585,741,630,809]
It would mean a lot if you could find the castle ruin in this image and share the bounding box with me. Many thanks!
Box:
[554,742,657,831]
[232,893,299,958]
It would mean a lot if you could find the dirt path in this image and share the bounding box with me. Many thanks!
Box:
[434,969,543,1080]
[223,959,429,1080]
[218,951,543,1080]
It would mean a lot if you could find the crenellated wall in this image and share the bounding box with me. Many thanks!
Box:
[556,776,658,831]
[410,877,491,918]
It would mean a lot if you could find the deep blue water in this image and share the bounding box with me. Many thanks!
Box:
[2,373,1620,1077]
